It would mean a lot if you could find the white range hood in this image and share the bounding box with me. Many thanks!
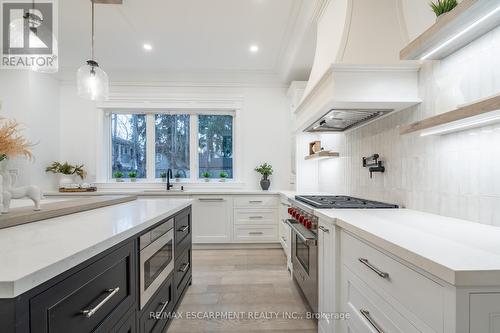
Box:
[294,0,421,132]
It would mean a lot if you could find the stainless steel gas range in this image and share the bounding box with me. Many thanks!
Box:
[286,195,398,313]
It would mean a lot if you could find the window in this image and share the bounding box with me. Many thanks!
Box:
[155,114,190,178]
[111,114,147,178]
[198,115,233,178]
[108,112,234,181]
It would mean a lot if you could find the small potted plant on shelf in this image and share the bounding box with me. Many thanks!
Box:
[128,171,137,182]
[174,171,182,182]
[255,163,273,191]
[114,171,124,182]
[201,171,211,182]
[429,0,457,20]
[219,171,228,182]
[160,171,167,182]
[45,162,86,187]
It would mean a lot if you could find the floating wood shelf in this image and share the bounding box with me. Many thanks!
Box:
[400,93,500,135]
[400,0,500,60]
[305,151,340,160]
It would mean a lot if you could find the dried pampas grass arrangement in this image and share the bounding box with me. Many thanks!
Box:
[0,117,33,161]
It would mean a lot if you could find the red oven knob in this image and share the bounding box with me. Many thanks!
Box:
[292,211,297,219]
[288,207,293,215]
[299,215,305,223]
[306,220,312,229]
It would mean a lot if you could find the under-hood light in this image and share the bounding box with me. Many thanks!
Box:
[421,4,500,60]
[420,110,500,136]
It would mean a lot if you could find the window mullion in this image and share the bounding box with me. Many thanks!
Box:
[146,114,155,181]
[190,115,198,182]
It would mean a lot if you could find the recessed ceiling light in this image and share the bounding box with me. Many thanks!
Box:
[249,45,259,53]
[143,43,153,51]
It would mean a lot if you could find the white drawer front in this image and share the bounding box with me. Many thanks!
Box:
[342,267,421,333]
[234,195,279,208]
[234,209,277,225]
[341,231,444,332]
[234,225,278,242]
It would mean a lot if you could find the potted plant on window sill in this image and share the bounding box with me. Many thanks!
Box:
[201,172,211,182]
[45,162,86,187]
[175,171,182,182]
[114,171,124,182]
[219,171,228,182]
[160,171,167,182]
[255,163,273,191]
[128,171,137,182]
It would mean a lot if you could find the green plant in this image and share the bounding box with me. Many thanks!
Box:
[254,163,273,180]
[113,171,124,179]
[174,171,182,178]
[429,0,457,17]
[160,171,167,178]
[219,171,228,179]
[128,171,137,178]
[201,171,211,178]
[45,162,87,180]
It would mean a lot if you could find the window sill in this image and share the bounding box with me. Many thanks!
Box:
[95,180,246,190]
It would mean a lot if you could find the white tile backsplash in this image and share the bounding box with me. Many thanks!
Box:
[315,26,500,225]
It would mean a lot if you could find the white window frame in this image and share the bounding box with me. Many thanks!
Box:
[99,108,240,183]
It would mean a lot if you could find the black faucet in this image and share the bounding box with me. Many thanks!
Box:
[166,169,173,191]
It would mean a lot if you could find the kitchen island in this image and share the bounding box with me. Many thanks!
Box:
[0,197,193,333]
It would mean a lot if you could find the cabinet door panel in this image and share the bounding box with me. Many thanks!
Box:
[470,293,500,333]
[318,220,336,333]
[191,196,232,243]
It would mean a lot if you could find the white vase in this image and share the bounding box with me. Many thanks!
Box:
[58,174,75,187]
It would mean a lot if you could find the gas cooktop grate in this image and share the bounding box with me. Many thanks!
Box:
[295,195,398,209]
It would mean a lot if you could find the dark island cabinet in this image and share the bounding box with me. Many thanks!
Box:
[0,205,192,333]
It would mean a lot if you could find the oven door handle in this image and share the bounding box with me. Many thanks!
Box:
[286,219,316,246]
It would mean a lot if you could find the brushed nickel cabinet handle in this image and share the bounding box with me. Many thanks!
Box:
[249,200,263,203]
[248,216,264,219]
[249,231,264,235]
[177,225,189,232]
[360,309,385,333]
[319,226,329,233]
[179,263,190,273]
[81,287,120,318]
[281,236,287,242]
[157,301,170,316]
[358,258,389,279]
[198,198,224,202]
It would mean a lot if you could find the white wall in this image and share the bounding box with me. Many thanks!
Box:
[0,71,60,190]
[59,81,292,191]
[312,26,500,225]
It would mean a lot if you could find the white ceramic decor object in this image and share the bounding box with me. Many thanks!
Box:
[0,162,41,213]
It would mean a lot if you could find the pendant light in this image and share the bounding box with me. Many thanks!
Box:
[77,0,109,101]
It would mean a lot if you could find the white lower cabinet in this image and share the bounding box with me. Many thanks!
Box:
[318,219,337,333]
[469,294,500,333]
[279,196,292,274]
[191,195,233,243]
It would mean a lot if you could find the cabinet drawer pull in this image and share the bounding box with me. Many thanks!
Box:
[249,231,264,235]
[248,216,264,219]
[157,301,170,316]
[198,198,224,202]
[360,309,385,333]
[319,226,330,233]
[177,225,189,232]
[80,287,120,318]
[281,236,287,242]
[358,258,389,279]
[249,200,263,203]
[179,263,190,273]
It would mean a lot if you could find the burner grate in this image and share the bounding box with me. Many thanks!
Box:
[295,195,398,209]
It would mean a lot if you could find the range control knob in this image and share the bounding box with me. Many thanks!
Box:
[288,207,293,215]
[306,220,312,229]
[299,215,305,224]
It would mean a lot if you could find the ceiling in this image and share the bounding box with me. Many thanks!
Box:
[58,0,316,81]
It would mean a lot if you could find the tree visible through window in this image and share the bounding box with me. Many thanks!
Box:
[111,114,147,178]
[155,114,190,178]
[198,115,233,178]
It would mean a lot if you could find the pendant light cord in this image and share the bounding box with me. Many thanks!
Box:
[91,0,95,61]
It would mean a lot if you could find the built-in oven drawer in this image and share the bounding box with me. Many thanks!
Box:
[30,242,136,333]
[174,208,191,257]
[174,246,192,300]
[139,272,175,333]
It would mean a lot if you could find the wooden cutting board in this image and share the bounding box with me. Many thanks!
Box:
[0,195,137,230]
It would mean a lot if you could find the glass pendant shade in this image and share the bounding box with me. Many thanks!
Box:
[77,60,109,101]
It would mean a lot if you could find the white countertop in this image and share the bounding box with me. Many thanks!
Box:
[315,208,500,287]
[44,189,282,196]
[0,198,192,298]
